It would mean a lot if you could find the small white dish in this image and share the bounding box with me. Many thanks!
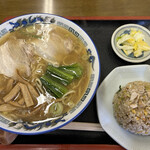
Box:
[111,24,150,63]
[96,64,150,150]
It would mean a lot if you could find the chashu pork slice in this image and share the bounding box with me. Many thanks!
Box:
[0,37,33,78]
[31,26,74,64]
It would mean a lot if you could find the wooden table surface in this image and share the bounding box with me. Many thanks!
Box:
[0,0,150,23]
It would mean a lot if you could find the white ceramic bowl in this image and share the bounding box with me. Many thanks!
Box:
[0,13,100,135]
[111,24,150,63]
[96,64,150,150]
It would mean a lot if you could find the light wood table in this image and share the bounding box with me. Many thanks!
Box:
[0,0,150,23]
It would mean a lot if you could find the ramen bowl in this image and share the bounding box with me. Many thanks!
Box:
[0,13,100,135]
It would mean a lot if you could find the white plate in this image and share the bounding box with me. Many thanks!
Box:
[111,24,150,63]
[96,64,150,150]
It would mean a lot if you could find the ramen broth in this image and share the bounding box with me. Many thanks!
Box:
[0,24,91,122]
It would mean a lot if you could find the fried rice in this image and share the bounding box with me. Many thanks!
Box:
[113,81,150,135]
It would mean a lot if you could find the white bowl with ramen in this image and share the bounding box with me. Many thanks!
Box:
[0,13,100,135]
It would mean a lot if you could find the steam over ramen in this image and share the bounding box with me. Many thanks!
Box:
[0,24,91,122]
